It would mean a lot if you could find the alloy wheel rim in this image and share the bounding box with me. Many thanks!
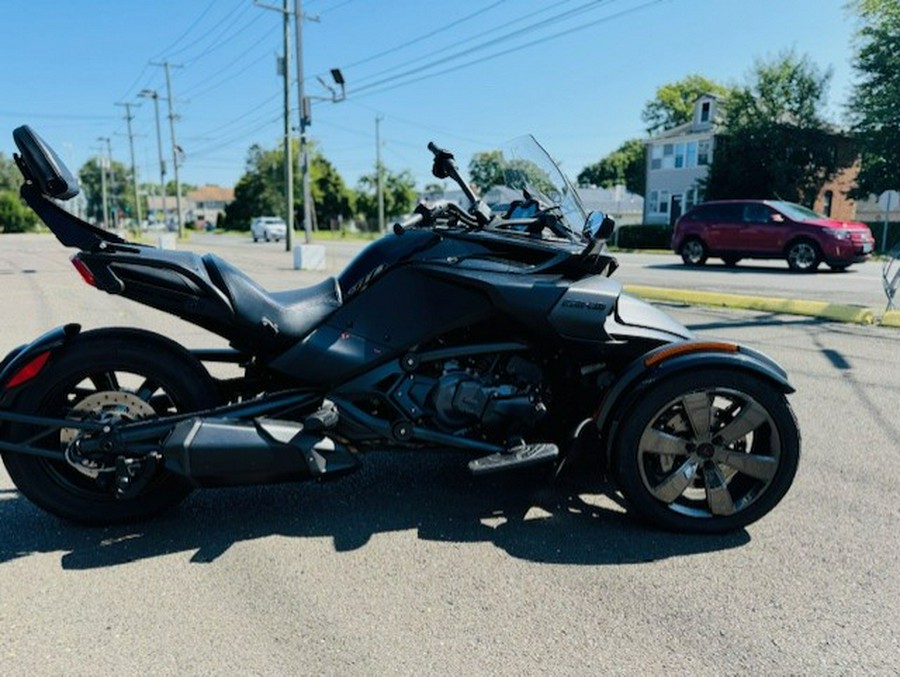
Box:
[637,387,781,519]
[789,243,816,269]
[684,241,703,263]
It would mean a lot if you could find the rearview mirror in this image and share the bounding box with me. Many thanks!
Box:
[584,210,615,241]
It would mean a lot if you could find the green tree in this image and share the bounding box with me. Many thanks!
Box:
[311,154,355,229]
[702,51,847,206]
[78,157,137,225]
[355,166,417,229]
[0,190,37,233]
[642,74,734,134]
[847,0,900,197]
[223,141,353,231]
[223,144,283,230]
[468,150,506,194]
[0,153,21,192]
[577,138,646,196]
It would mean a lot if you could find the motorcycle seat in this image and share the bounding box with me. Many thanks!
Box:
[201,253,342,347]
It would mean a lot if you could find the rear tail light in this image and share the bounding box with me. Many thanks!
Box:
[5,351,51,389]
[71,257,96,287]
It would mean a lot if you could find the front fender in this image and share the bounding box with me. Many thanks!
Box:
[0,324,81,404]
[595,339,793,447]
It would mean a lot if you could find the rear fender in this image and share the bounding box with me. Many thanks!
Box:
[0,324,81,402]
[594,340,793,467]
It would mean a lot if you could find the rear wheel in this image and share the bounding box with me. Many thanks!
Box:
[2,330,218,525]
[612,369,799,533]
[680,238,708,266]
[786,240,821,272]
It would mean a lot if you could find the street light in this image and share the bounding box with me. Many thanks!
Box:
[138,89,167,229]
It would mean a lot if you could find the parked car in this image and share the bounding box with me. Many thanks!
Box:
[672,200,875,272]
[250,216,287,243]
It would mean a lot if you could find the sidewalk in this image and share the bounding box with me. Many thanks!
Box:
[623,284,900,327]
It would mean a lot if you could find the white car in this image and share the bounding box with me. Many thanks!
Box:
[250,216,287,242]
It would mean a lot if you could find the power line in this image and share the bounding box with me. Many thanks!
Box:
[351,0,616,94]
[345,0,579,87]
[180,41,273,99]
[180,10,267,66]
[333,0,508,74]
[163,0,253,60]
[354,0,663,100]
[188,114,282,159]
[149,0,221,61]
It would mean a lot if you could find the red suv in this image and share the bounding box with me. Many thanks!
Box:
[672,200,875,272]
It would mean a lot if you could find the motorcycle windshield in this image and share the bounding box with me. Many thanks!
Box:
[484,135,587,243]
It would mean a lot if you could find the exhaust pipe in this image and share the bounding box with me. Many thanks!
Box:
[162,417,358,487]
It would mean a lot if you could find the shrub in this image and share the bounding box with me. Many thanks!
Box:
[614,223,673,250]
[0,190,37,233]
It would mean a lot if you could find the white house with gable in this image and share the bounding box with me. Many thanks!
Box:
[643,94,721,225]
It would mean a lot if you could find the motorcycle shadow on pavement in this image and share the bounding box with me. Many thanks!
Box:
[0,452,749,570]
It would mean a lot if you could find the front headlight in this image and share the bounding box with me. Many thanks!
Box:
[827,228,852,240]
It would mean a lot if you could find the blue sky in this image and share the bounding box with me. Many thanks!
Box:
[0,0,860,192]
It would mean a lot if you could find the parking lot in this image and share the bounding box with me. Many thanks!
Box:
[1,233,898,674]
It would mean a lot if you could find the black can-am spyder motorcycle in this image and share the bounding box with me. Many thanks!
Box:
[0,126,800,533]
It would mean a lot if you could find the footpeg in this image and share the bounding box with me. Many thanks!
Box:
[302,401,338,432]
[467,443,559,475]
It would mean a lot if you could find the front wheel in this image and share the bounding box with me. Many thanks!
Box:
[2,330,219,525]
[786,240,821,272]
[612,369,799,533]
[680,238,708,266]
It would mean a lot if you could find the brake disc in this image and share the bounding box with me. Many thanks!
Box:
[61,391,156,477]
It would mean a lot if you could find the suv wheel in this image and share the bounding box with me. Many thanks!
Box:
[680,238,708,266]
[786,240,821,272]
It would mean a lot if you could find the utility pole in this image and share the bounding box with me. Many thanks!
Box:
[376,115,385,233]
[104,136,117,229]
[151,60,185,239]
[139,88,166,229]
[296,0,313,246]
[254,0,343,266]
[97,137,110,229]
[282,0,294,251]
[255,0,297,252]
[116,102,142,227]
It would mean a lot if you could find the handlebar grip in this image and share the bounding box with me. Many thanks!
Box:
[393,212,424,236]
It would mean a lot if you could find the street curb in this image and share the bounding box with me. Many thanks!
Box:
[623,285,877,325]
[881,310,900,328]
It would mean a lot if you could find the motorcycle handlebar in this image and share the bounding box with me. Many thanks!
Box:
[392,212,424,236]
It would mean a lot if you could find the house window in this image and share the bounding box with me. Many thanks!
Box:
[662,144,674,169]
[648,190,659,212]
[686,141,697,168]
[674,143,685,169]
[697,139,711,165]
[823,190,834,217]
[658,190,669,214]
[700,101,711,123]
[650,145,662,170]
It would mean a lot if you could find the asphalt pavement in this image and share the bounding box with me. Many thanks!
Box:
[0,233,899,674]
